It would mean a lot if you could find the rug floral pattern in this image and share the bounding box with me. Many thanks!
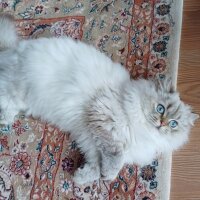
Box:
[0,0,176,199]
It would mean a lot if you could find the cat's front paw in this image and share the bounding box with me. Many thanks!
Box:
[100,155,122,181]
[73,163,100,184]
[100,167,119,181]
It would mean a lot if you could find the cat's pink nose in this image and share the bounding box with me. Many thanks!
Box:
[160,121,166,126]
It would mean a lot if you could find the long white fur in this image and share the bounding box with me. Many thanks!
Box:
[0,15,198,184]
[0,14,17,50]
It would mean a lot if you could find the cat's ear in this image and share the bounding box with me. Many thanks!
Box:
[163,76,175,93]
[185,102,200,126]
[189,112,199,125]
[154,75,175,93]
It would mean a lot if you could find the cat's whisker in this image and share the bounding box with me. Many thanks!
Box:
[149,115,159,124]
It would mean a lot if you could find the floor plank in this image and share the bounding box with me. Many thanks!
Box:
[170,0,200,199]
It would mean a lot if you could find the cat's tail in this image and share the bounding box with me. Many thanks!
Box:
[0,13,18,50]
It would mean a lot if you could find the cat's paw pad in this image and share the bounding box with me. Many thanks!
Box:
[73,164,100,184]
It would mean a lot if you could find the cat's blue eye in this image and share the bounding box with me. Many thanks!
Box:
[169,120,178,128]
[156,104,165,114]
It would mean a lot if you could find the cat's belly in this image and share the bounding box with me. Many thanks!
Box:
[16,38,129,131]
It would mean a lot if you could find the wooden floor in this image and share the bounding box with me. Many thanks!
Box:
[170,0,200,199]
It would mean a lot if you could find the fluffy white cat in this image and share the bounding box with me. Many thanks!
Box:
[0,14,198,184]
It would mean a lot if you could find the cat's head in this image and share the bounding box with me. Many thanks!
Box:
[141,77,199,150]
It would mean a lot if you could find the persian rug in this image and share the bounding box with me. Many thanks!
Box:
[0,0,183,199]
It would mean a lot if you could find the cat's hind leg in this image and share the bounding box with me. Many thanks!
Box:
[0,94,20,125]
[0,67,23,125]
[0,14,20,124]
